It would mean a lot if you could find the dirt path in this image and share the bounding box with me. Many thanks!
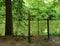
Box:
[0,36,60,46]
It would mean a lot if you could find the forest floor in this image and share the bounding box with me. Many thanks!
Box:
[0,36,60,46]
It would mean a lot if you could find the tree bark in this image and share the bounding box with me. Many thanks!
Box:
[28,11,31,42]
[47,19,49,39]
[5,0,13,35]
[37,18,39,36]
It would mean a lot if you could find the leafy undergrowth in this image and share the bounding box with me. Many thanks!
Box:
[0,36,60,46]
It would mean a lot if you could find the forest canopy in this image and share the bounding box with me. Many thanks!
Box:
[0,0,60,22]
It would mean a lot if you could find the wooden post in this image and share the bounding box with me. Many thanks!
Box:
[28,11,31,42]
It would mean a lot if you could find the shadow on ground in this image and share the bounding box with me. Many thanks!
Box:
[0,36,60,46]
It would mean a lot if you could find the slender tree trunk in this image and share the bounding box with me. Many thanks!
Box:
[37,18,39,36]
[28,11,31,42]
[5,0,13,35]
[37,0,39,36]
[47,19,49,39]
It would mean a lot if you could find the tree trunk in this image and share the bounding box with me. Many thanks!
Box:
[28,11,31,42]
[47,19,49,39]
[37,18,39,36]
[5,0,13,35]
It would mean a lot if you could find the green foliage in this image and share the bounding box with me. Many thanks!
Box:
[0,0,60,36]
